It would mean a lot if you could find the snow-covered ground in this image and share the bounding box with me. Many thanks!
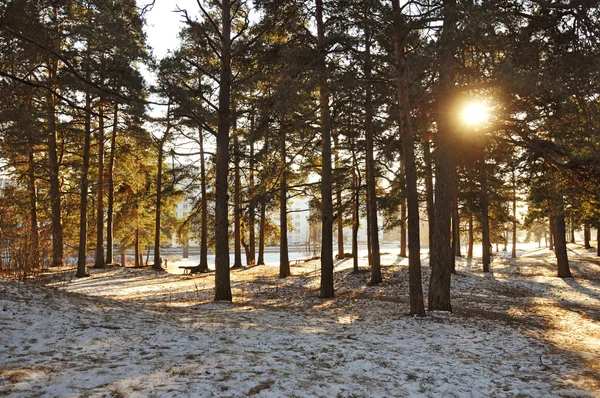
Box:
[1,244,599,397]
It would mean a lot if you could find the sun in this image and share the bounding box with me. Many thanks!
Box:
[461,102,489,126]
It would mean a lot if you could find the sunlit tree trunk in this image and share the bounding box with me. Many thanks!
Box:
[279,134,290,278]
[198,127,209,272]
[511,169,517,258]
[392,0,425,316]
[468,210,474,258]
[134,226,140,267]
[153,103,171,271]
[400,201,407,257]
[232,134,243,269]
[257,199,266,265]
[428,0,457,312]
[351,140,360,273]
[479,141,490,273]
[94,105,106,269]
[47,81,63,268]
[106,104,118,265]
[27,147,39,270]
[549,215,555,251]
[423,137,435,253]
[214,0,233,301]
[333,133,344,260]
[364,22,381,285]
[316,0,334,298]
[554,210,572,278]
[248,131,256,265]
[76,89,92,278]
[584,223,591,249]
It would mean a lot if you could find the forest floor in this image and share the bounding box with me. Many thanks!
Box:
[1,244,599,397]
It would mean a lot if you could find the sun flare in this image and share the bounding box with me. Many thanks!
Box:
[462,102,489,126]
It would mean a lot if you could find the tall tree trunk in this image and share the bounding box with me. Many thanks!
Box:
[94,105,105,269]
[392,0,425,316]
[134,226,140,267]
[569,217,576,244]
[400,201,407,257]
[597,228,600,256]
[257,199,266,265]
[479,141,490,273]
[47,87,63,267]
[333,133,344,260]
[27,147,39,269]
[232,134,243,269]
[153,104,171,272]
[584,223,591,249]
[316,0,334,298]
[554,211,572,278]
[351,140,360,273]
[198,127,209,272]
[106,104,118,265]
[423,137,435,253]
[76,90,92,278]
[468,210,474,258]
[452,167,461,261]
[214,0,233,301]
[280,135,290,278]
[511,170,517,258]
[549,215,555,251]
[428,0,457,312]
[352,172,360,273]
[153,139,164,271]
[364,21,381,285]
[248,133,256,265]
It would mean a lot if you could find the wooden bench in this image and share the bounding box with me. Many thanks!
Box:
[178,265,199,275]
[289,259,305,267]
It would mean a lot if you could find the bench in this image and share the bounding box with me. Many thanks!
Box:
[289,259,305,267]
[178,265,199,275]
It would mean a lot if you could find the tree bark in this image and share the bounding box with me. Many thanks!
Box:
[479,140,490,273]
[452,167,461,262]
[400,201,407,257]
[134,227,140,267]
[549,215,555,251]
[94,105,106,269]
[316,0,334,298]
[232,134,243,269]
[428,0,457,312]
[214,0,233,301]
[257,199,266,265]
[106,104,118,265]
[279,135,290,278]
[27,147,39,270]
[333,133,344,260]
[76,90,92,278]
[584,223,591,249]
[248,132,256,265]
[198,127,209,272]
[511,170,517,258]
[47,87,63,267]
[423,137,435,252]
[153,139,164,270]
[569,217,576,244]
[554,211,572,278]
[351,140,360,273]
[392,0,425,316]
[364,20,381,285]
[468,210,474,258]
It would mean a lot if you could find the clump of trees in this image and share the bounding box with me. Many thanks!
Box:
[1,0,599,313]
